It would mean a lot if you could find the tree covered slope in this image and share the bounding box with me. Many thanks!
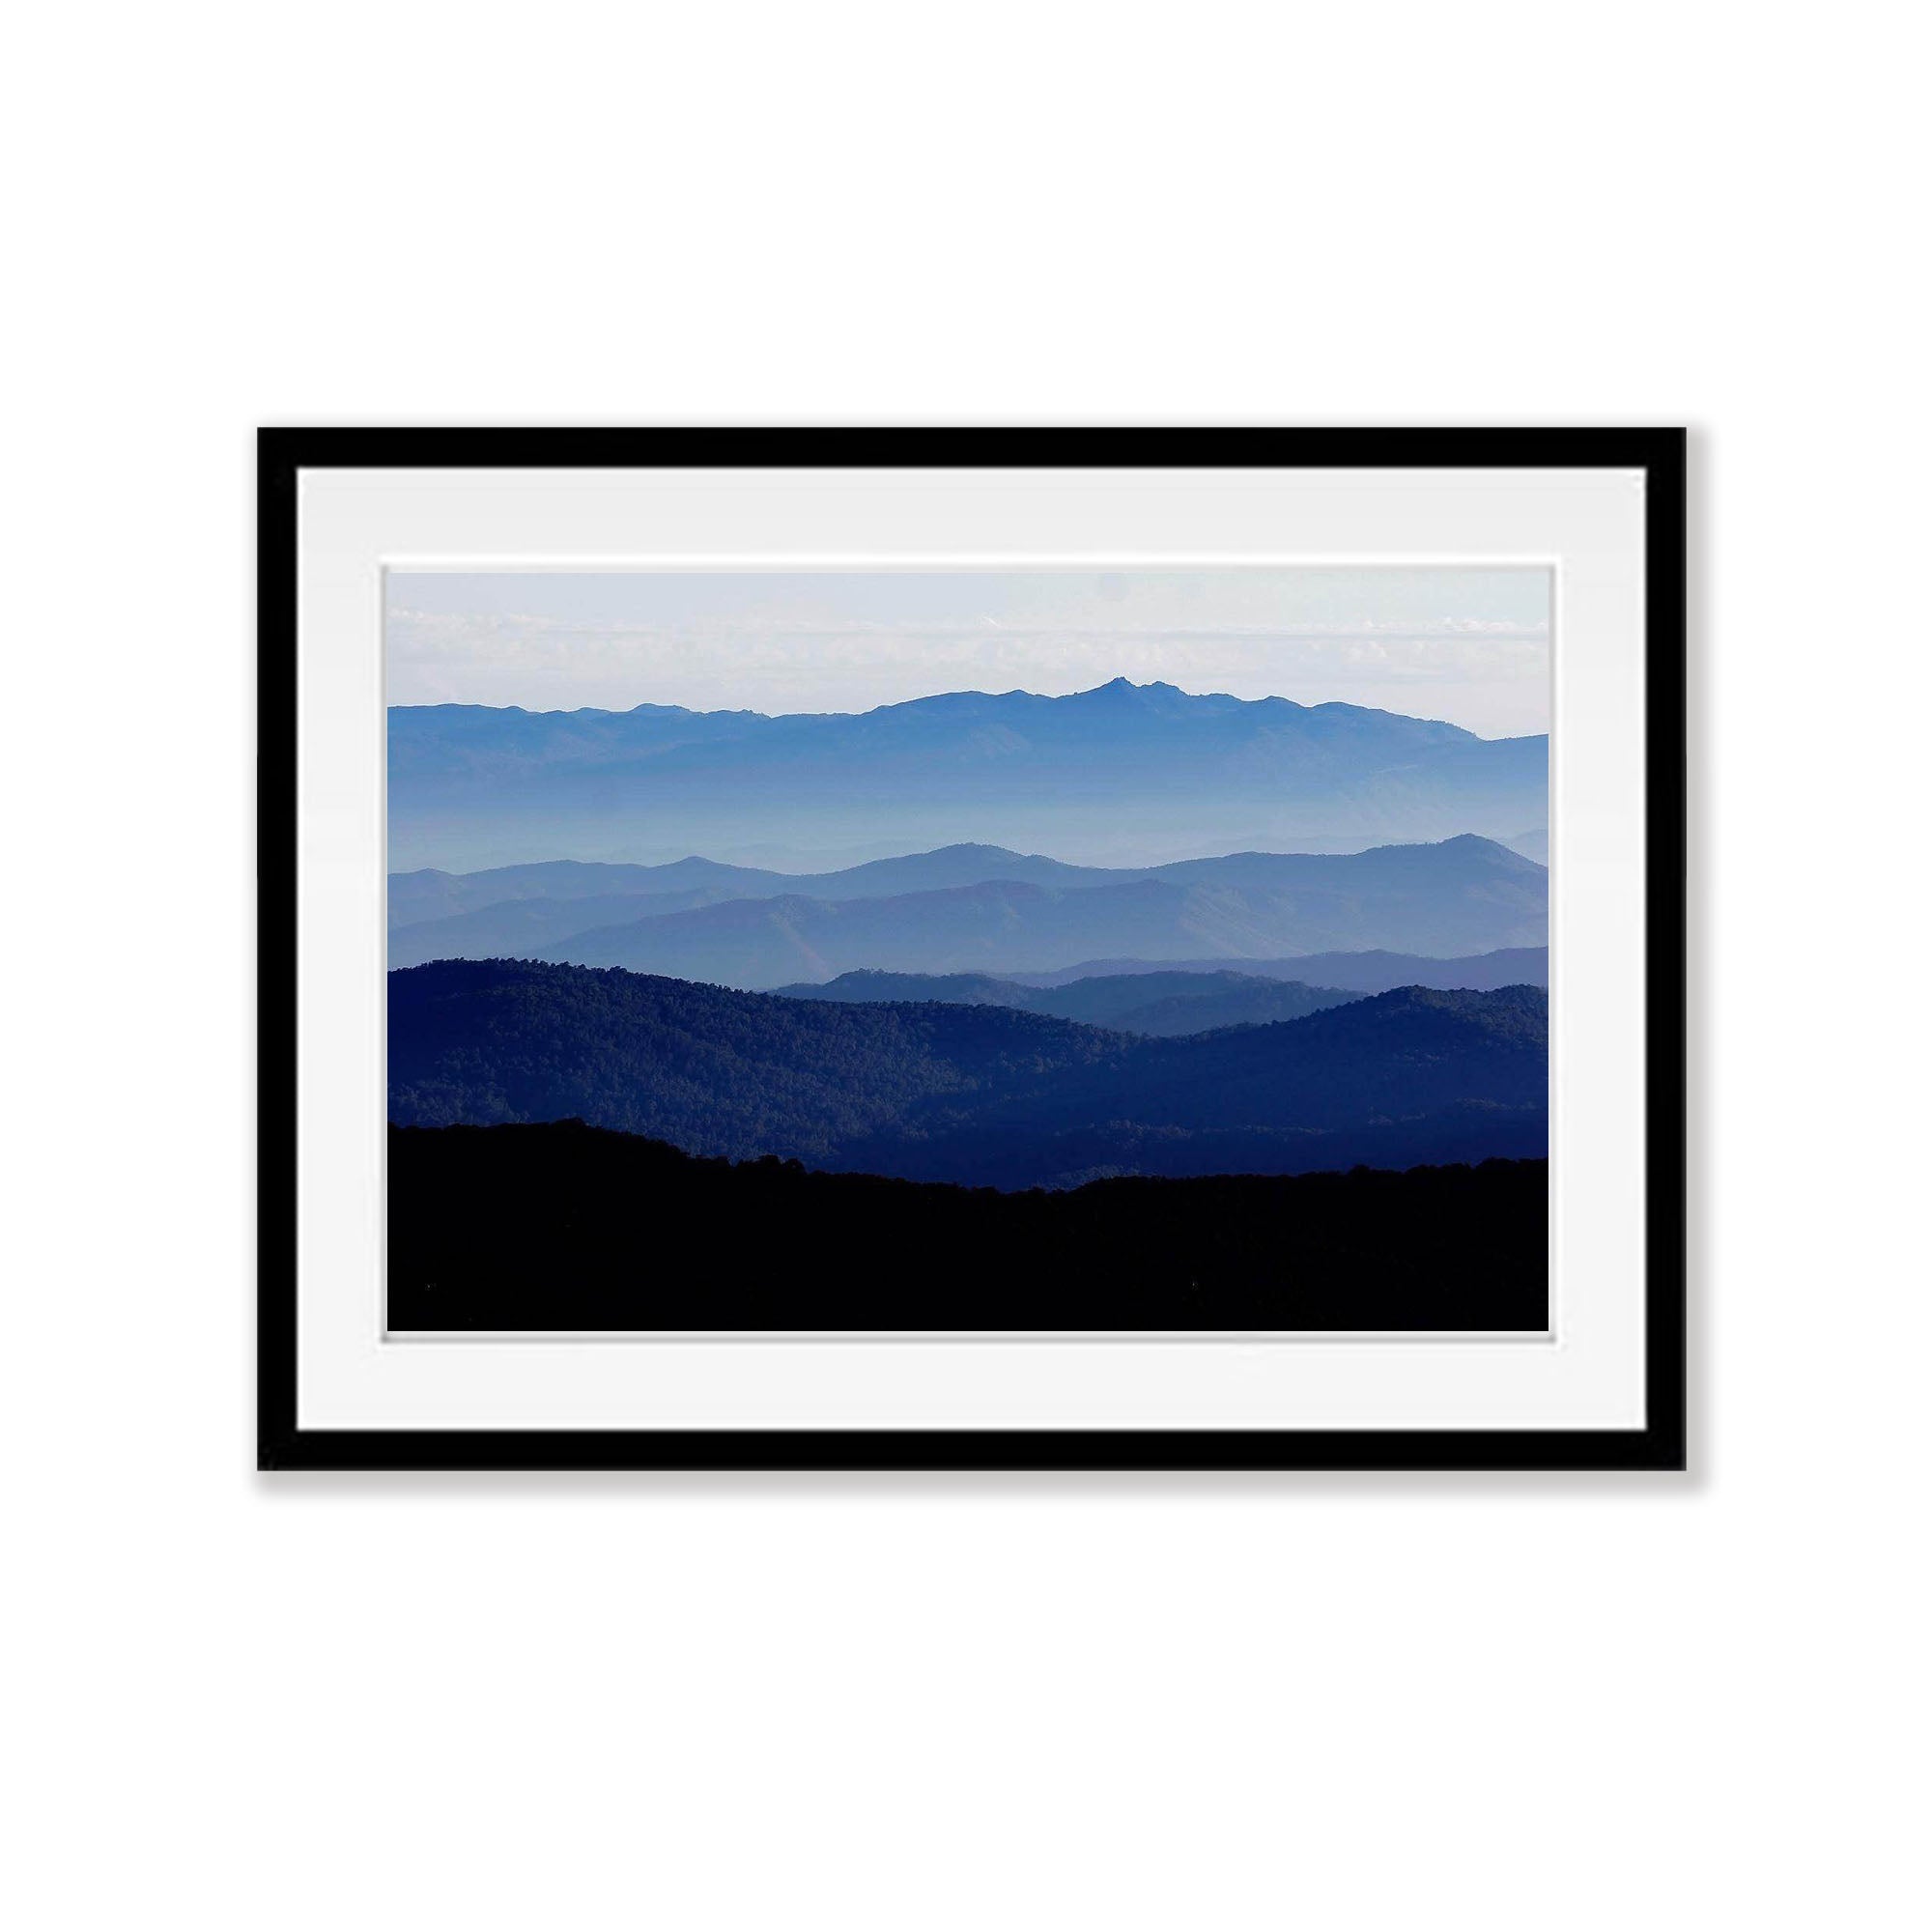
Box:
[389,958,1548,1187]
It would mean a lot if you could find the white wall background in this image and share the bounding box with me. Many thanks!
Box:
[6,4,1925,1927]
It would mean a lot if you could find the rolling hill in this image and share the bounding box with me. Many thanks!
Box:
[388,838,1548,980]
[386,842,1126,964]
[766,968,1359,1036]
[389,958,1548,1188]
[1009,945,1549,992]
[387,841,1115,931]
[526,836,1546,985]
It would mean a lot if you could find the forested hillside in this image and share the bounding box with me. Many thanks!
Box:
[389,958,1548,1187]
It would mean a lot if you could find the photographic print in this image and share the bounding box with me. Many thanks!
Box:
[385,563,1552,1335]
[263,428,1684,1469]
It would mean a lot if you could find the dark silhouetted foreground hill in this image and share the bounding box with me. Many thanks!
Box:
[389,1122,1548,1332]
[389,958,1547,1186]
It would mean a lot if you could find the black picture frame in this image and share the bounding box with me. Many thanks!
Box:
[259,427,1686,1473]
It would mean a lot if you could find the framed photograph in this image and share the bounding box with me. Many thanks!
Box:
[260,428,1685,1470]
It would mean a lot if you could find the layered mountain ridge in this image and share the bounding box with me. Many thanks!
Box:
[389,958,1548,1190]
[388,834,1547,984]
[388,681,1548,869]
[766,968,1361,1036]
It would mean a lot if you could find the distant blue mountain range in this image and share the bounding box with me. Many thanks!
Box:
[387,680,1548,870]
[1007,947,1548,992]
[387,842,1122,935]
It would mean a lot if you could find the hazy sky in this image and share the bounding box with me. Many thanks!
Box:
[386,567,1550,737]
